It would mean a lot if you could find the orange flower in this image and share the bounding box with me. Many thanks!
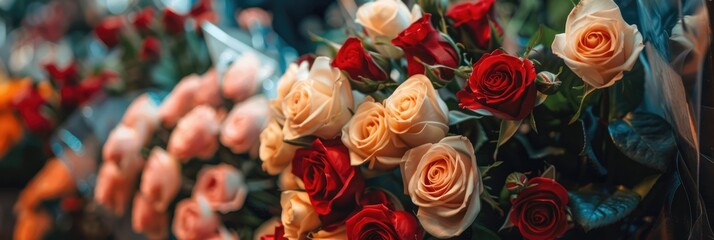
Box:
[0,78,30,158]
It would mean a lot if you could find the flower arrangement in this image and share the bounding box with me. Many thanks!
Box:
[26,0,710,239]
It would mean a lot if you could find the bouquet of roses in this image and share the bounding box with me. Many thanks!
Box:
[254,0,710,239]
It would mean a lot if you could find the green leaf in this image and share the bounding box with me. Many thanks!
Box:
[472,223,501,240]
[568,84,599,124]
[523,26,543,58]
[632,174,661,198]
[494,119,523,159]
[607,112,676,172]
[569,188,641,231]
[448,110,483,125]
[283,135,317,148]
[541,165,556,179]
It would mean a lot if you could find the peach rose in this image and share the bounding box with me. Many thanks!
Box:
[282,57,354,140]
[132,193,169,240]
[121,93,160,136]
[278,164,305,191]
[259,120,299,175]
[551,0,644,88]
[172,196,222,240]
[280,191,321,239]
[270,62,310,124]
[341,96,408,169]
[221,96,270,155]
[139,147,181,211]
[94,162,137,216]
[168,105,221,161]
[222,52,261,102]
[102,124,145,173]
[254,217,281,240]
[400,136,483,238]
[311,226,347,240]
[193,164,248,213]
[194,68,223,108]
[356,0,422,58]
[159,74,202,127]
[383,74,449,148]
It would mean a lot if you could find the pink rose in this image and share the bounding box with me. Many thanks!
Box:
[159,74,202,128]
[139,147,181,211]
[94,162,136,216]
[132,193,169,239]
[222,53,261,102]
[220,96,270,155]
[102,124,145,173]
[121,93,160,136]
[193,164,248,213]
[194,68,223,108]
[168,105,222,161]
[172,196,222,240]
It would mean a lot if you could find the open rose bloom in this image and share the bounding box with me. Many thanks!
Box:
[46,0,709,238]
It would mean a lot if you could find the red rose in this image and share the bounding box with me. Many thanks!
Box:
[332,37,387,81]
[291,139,365,228]
[446,0,500,49]
[162,8,186,34]
[94,16,124,48]
[13,86,54,135]
[392,14,459,81]
[44,63,79,86]
[260,224,287,240]
[346,204,424,240]
[360,188,395,210]
[140,37,161,60]
[457,50,537,120]
[189,0,217,26]
[510,177,569,240]
[133,7,154,32]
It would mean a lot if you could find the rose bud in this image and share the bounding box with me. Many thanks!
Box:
[158,74,201,128]
[222,52,261,103]
[446,0,500,50]
[132,193,169,240]
[552,0,644,88]
[167,105,221,161]
[505,172,528,193]
[95,16,124,48]
[162,8,186,35]
[94,162,136,216]
[535,71,561,95]
[172,196,221,240]
[192,68,223,108]
[121,93,161,136]
[139,147,181,211]
[139,37,161,61]
[392,14,460,81]
[132,7,154,33]
[510,177,569,240]
[355,0,422,58]
[291,139,365,227]
[221,96,270,155]
[457,50,537,120]
[332,37,388,82]
[192,164,248,213]
[345,204,423,240]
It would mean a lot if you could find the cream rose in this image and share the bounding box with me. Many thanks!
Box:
[282,57,354,140]
[400,136,483,238]
[341,96,407,169]
[168,105,222,161]
[139,147,181,211]
[278,164,305,191]
[356,0,422,58]
[551,0,644,88]
[259,121,299,175]
[311,226,347,240]
[280,191,321,240]
[193,164,248,213]
[383,74,449,148]
[221,96,271,155]
[270,62,310,124]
